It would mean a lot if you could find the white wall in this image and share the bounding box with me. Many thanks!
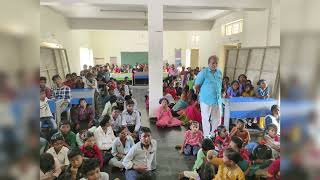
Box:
[41,6,89,74]
[90,30,188,66]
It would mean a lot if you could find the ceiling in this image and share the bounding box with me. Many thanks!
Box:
[45,3,227,20]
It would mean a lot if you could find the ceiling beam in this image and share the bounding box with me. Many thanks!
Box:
[69,18,214,31]
[41,0,271,10]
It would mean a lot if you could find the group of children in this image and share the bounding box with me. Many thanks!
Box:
[178,118,280,180]
[223,74,271,99]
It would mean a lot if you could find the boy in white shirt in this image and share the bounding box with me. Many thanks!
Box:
[46,133,69,170]
[121,100,141,141]
[40,90,57,130]
[94,115,116,151]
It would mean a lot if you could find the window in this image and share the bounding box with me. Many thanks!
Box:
[224,19,243,36]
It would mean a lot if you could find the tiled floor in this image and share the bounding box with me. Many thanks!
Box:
[105,86,195,180]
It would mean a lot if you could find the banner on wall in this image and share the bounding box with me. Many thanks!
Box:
[175,48,182,66]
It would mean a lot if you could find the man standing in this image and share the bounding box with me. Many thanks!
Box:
[123,127,157,180]
[52,75,71,125]
[195,55,222,138]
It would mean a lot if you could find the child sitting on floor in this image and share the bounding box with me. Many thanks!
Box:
[262,124,280,158]
[213,125,230,151]
[256,79,270,99]
[171,91,188,117]
[62,147,84,180]
[121,100,141,140]
[179,93,201,126]
[207,148,245,180]
[79,159,109,180]
[230,119,251,145]
[40,153,61,180]
[56,120,77,149]
[179,138,215,180]
[80,131,104,168]
[46,133,70,170]
[180,121,203,156]
[94,115,116,152]
[226,80,241,98]
[156,98,182,128]
[165,82,177,100]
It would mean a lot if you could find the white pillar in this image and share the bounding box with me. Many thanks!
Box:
[148,1,163,117]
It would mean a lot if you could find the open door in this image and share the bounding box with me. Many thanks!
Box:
[190,49,199,68]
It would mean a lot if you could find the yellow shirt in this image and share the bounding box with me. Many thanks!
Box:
[209,157,245,180]
[242,90,255,97]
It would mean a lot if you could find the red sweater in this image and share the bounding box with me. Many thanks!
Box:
[80,144,104,168]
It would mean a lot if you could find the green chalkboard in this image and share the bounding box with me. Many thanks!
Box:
[121,52,148,65]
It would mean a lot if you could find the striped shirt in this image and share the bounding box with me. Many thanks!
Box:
[52,85,71,100]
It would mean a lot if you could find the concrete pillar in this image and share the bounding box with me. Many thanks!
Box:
[148,1,163,117]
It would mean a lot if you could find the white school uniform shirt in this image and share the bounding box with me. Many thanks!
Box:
[94,126,116,150]
[40,98,53,118]
[110,115,122,132]
[111,136,135,157]
[46,146,70,167]
[121,110,141,132]
[122,139,157,171]
[80,172,109,180]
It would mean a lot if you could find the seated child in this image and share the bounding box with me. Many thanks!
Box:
[213,125,230,151]
[180,94,202,126]
[217,136,250,173]
[256,79,270,99]
[101,95,117,118]
[262,124,280,158]
[171,91,188,117]
[72,98,95,130]
[156,98,182,128]
[79,159,109,180]
[94,115,116,151]
[181,121,203,156]
[40,76,52,98]
[207,148,245,180]
[80,131,104,168]
[64,74,76,89]
[75,76,85,89]
[46,133,70,170]
[124,95,138,111]
[109,127,135,170]
[121,100,141,140]
[242,84,255,97]
[40,89,57,130]
[267,158,280,180]
[40,153,61,180]
[165,82,177,100]
[179,138,215,180]
[76,122,87,147]
[62,147,84,180]
[56,120,77,149]
[226,80,241,98]
[264,105,280,134]
[230,119,251,144]
[110,106,122,135]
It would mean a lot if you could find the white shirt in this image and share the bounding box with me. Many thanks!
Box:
[122,140,157,171]
[111,136,135,156]
[40,98,53,118]
[46,146,70,167]
[121,110,141,132]
[80,172,109,180]
[124,85,130,96]
[94,126,116,150]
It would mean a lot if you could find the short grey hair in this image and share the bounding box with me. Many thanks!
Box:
[208,55,219,64]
